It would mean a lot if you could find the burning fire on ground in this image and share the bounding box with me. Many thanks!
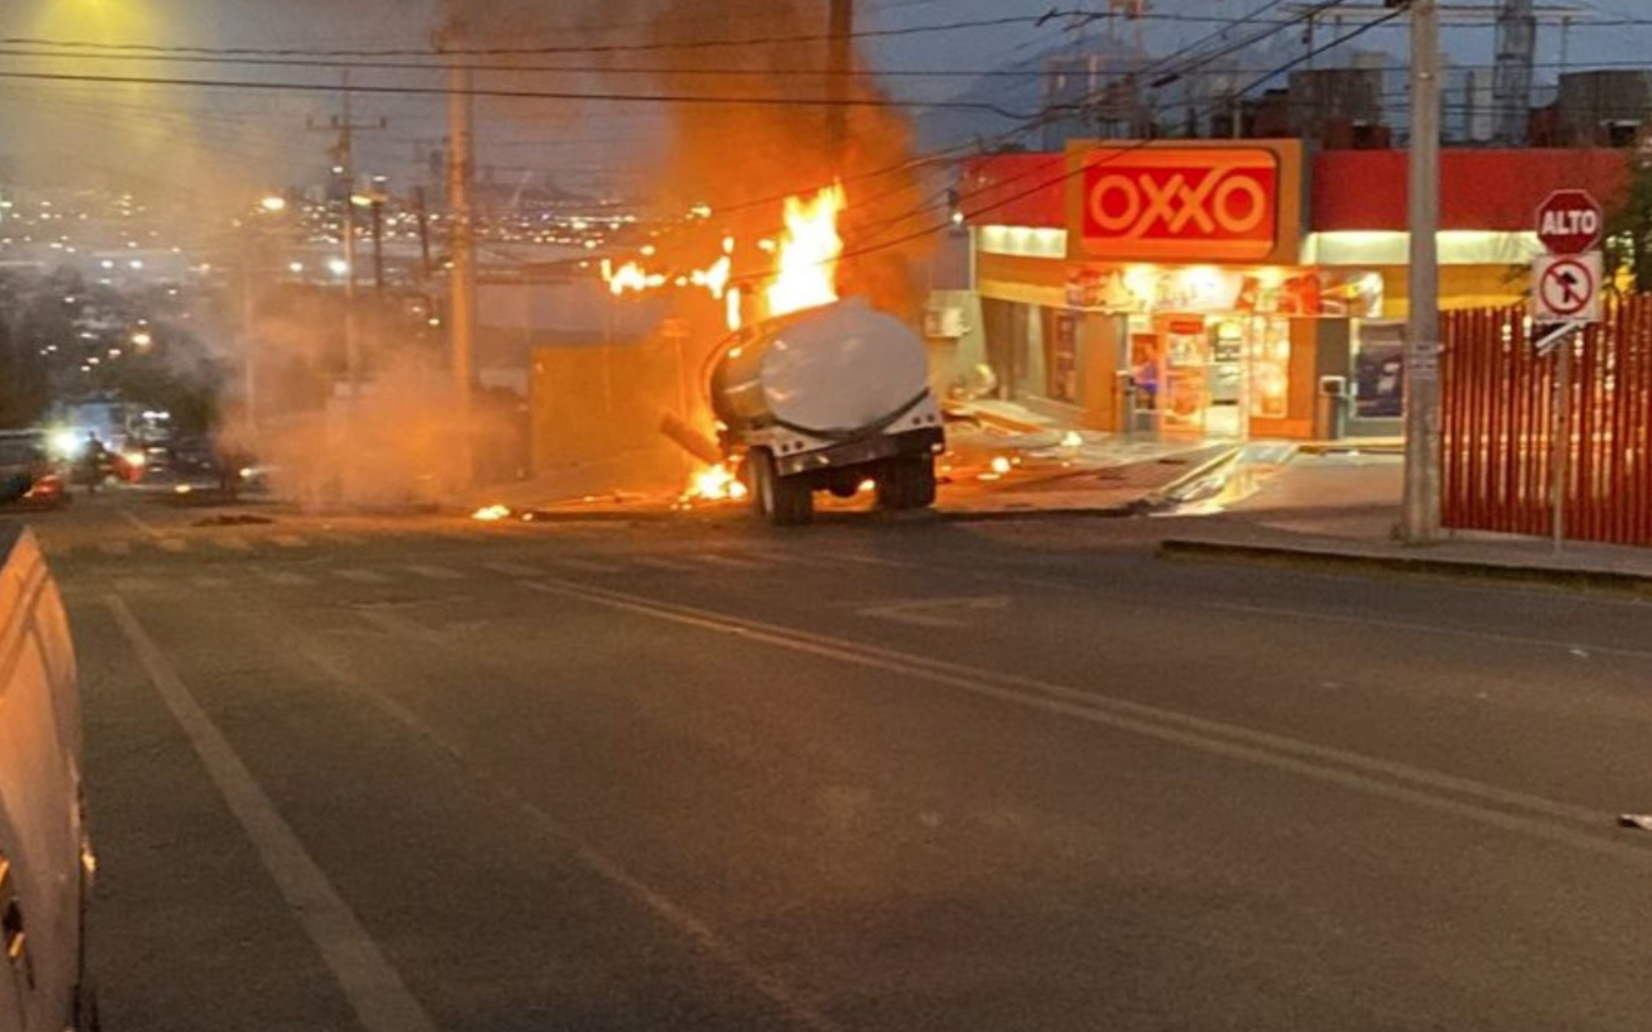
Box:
[677,462,748,509]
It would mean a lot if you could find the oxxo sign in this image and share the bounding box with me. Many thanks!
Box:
[1068,145,1293,263]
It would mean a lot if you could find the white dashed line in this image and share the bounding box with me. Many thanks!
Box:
[403,565,465,581]
[695,553,766,570]
[630,556,697,573]
[261,571,317,587]
[157,539,189,554]
[484,561,543,577]
[336,569,392,584]
[271,535,308,549]
[214,537,254,553]
[98,541,133,557]
[550,558,622,575]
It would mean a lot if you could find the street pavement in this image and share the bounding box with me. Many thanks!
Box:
[14,490,1652,1031]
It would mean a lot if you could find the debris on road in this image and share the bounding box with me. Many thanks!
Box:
[192,513,275,527]
[1616,814,1652,831]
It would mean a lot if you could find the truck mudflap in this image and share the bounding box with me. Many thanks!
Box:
[776,425,944,478]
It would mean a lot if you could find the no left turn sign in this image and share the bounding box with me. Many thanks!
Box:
[1533,252,1603,323]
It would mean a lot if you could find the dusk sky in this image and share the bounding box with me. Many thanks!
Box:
[2,0,1649,201]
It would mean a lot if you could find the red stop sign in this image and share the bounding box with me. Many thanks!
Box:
[1536,189,1604,255]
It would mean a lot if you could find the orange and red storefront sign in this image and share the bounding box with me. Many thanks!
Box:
[1065,140,1304,265]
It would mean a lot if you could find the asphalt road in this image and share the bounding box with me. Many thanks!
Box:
[17,491,1652,1031]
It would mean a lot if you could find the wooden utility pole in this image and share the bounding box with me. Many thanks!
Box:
[827,0,854,167]
[446,39,479,489]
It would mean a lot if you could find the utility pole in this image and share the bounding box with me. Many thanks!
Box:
[1402,0,1442,544]
[826,0,854,168]
[413,185,433,284]
[446,31,479,490]
[370,194,386,295]
[309,71,386,400]
[240,230,259,438]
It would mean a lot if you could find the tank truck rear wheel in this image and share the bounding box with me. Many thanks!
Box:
[877,456,937,511]
[752,450,814,527]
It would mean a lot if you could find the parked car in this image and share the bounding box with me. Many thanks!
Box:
[0,432,69,509]
[0,526,97,1030]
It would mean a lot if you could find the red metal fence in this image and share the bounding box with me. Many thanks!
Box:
[1442,298,1652,546]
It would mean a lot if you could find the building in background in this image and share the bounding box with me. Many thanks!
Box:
[939,141,1630,443]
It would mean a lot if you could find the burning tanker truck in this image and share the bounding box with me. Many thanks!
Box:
[701,296,945,526]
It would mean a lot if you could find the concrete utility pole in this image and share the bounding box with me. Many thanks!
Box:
[826,0,855,167]
[446,43,479,489]
[310,71,386,400]
[1402,0,1443,544]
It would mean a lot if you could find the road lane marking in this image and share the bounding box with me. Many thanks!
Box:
[98,540,133,557]
[483,561,543,578]
[214,537,254,553]
[105,596,440,1032]
[1205,601,1652,664]
[281,615,842,1032]
[402,565,465,582]
[336,569,392,584]
[113,577,160,594]
[271,535,308,549]
[190,576,232,590]
[549,557,622,575]
[695,553,766,570]
[631,556,697,573]
[522,578,1652,869]
[261,571,317,587]
[157,538,189,554]
[856,596,1012,629]
[825,552,917,570]
[116,507,165,540]
[739,548,831,568]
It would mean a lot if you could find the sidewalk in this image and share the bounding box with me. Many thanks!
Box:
[1157,454,1652,592]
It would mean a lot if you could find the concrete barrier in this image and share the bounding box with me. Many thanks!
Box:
[0,525,92,1030]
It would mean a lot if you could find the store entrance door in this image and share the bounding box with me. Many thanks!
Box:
[1153,315,1244,440]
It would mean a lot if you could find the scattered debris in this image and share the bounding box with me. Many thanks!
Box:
[472,504,512,522]
[192,513,274,528]
[1617,814,1652,831]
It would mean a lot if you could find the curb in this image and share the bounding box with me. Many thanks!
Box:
[1157,538,1652,595]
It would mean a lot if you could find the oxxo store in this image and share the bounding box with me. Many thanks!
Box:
[963,140,1371,441]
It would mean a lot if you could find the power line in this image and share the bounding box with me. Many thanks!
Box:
[0,11,1309,60]
[0,68,1071,120]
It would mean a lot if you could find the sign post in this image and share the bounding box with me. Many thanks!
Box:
[1532,188,1604,553]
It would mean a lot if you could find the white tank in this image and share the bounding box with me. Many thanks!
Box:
[710,297,930,435]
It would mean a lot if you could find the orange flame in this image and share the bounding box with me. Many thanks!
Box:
[682,463,748,505]
[764,182,845,320]
[602,259,666,296]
